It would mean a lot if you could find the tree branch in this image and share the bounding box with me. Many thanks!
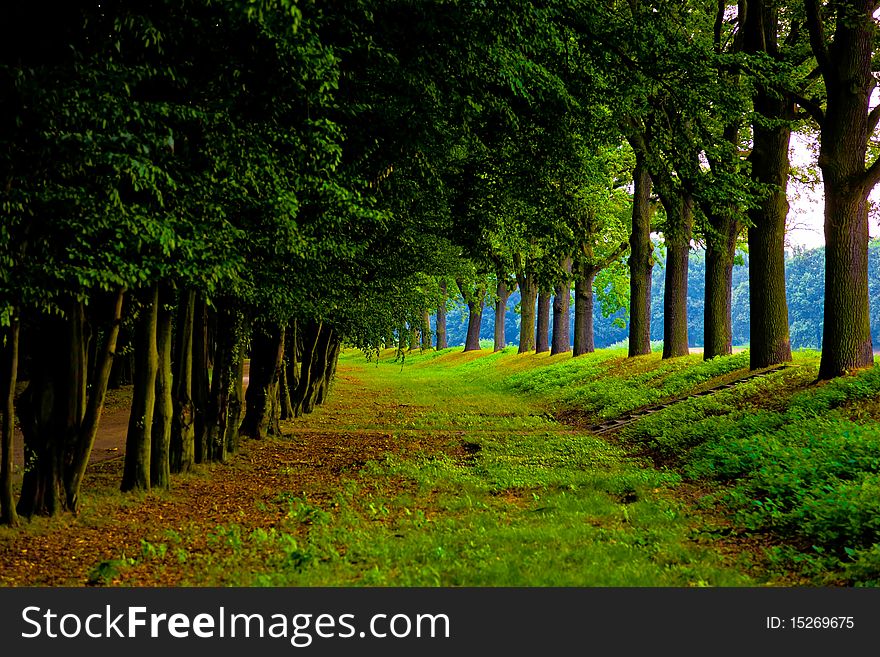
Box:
[599,241,631,271]
[868,102,880,134]
[804,0,830,82]
[863,154,880,192]
[791,90,825,125]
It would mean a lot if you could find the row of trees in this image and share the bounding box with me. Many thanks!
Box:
[436,242,880,352]
[2,1,879,526]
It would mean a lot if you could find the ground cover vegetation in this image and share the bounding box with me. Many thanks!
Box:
[2,0,880,587]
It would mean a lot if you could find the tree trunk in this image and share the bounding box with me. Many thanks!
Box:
[122,284,159,492]
[703,215,740,359]
[317,339,341,406]
[436,280,448,349]
[18,301,87,516]
[421,310,432,350]
[0,319,19,526]
[573,264,597,356]
[819,185,874,378]
[551,258,572,355]
[225,340,246,455]
[408,324,419,351]
[460,284,485,353]
[536,292,550,353]
[150,286,173,489]
[494,279,511,352]
[65,289,124,511]
[192,294,210,463]
[659,190,693,358]
[811,0,876,378]
[743,0,793,370]
[628,156,653,357]
[171,289,195,474]
[516,270,538,353]
[301,326,333,415]
[240,322,284,438]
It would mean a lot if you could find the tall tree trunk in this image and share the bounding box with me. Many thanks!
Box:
[628,155,653,357]
[459,282,485,352]
[316,339,341,406]
[819,186,874,377]
[150,286,173,489]
[240,322,285,438]
[551,258,572,355]
[225,340,246,455]
[122,284,159,492]
[421,310,432,350]
[65,289,124,511]
[703,215,740,359]
[573,264,597,356]
[408,323,419,351]
[18,301,87,516]
[536,292,550,353]
[285,320,300,404]
[171,289,195,474]
[807,0,876,378]
[659,190,693,358]
[493,279,511,352]
[192,294,210,463]
[0,318,19,526]
[516,269,538,353]
[436,280,448,349]
[743,0,792,370]
[279,351,295,420]
[301,327,333,415]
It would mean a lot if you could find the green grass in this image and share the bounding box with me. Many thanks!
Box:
[115,347,762,587]
[77,346,880,587]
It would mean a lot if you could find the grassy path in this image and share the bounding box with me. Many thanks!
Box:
[0,348,778,586]
[278,349,767,586]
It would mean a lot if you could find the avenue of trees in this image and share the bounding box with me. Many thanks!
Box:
[2,0,880,525]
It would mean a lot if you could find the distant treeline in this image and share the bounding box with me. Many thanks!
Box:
[441,241,880,351]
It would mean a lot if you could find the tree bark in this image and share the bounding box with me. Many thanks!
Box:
[536,292,550,353]
[225,340,246,455]
[278,321,297,421]
[301,326,333,415]
[122,284,159,492]
[408,324,419,351]
[808,0,876,378]
[420,310,432,350]
[192,294,210,463]
[516,268,538,353]
[436,280,448,349]
[743,0,793,370]
[171,289,195,474]
[551,258,572,355]
[0,319,19,526]
[493,279,511,352]
[65,289,124,511]
[292,322,322,417]
[458,281,486,352]
[573,264,597,356]
[703,214,740,359]
[150,286,173,489]
[239,321,284,440]
[628,155,653,357]
[658,190,693,358]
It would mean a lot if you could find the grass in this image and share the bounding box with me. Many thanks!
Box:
[6,345,878,587]
[196,349,757,586]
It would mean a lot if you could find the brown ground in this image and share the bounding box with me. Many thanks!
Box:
[0,366,448,586]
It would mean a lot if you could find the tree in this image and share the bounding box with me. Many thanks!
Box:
[803,0,877,378]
